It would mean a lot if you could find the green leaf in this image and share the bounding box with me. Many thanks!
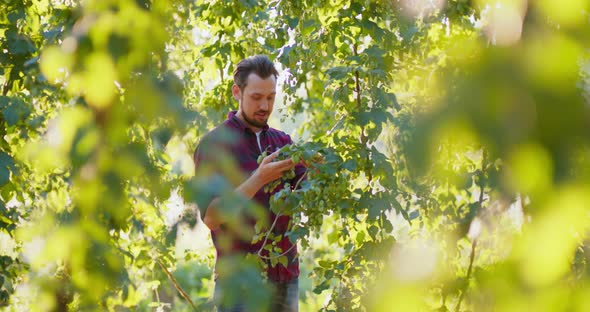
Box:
[327,229,339,244]
[0,96,9,108]
[409,209,420,221]
[6,30,36,55]
[0,290,8,304]
[301,18,319,36]
[342,159,357,171]
[313,281,330,294]
[0,168,9,187]
[1,97,31,126]
[326,66,351,80]
[318,260,330,268]
[383,218,393,233]
[400,24,419,42]
[7,9,24,23]
[356,231,366,245]
[278,44,295,64]
[368,225,379,240]
[364,45,385,61]
[2,107,19,126]
[0,152,13,187]
[286,16,299,28]
[376,89,400,111]
[150,127,173,148]
[278,256,288,267]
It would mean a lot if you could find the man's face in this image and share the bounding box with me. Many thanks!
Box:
[233,73,277,130]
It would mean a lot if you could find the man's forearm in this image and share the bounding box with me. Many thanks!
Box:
[202,152,293,230]
[202,173,264,230]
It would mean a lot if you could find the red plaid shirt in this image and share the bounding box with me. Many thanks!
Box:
[193,111,305,282]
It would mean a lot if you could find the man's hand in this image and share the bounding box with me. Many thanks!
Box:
[203,151,294,231]
[253,150,295,187]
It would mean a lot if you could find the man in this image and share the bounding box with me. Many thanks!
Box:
[193,55,305,312]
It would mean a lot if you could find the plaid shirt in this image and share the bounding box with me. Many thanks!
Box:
[193,111,305,282]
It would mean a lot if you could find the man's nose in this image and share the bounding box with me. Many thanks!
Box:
[260,100,269,110]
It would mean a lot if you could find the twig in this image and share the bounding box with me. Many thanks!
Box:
[258,244,297,260]
[352,44,373,183]
[256,211,283,257]
[353,44,365,146]
[2,72,13,96]
[327,115,345,135]
[293,170,308,190]
[157,259,197,310]
[455,240,477,312]
[455,149,486,311]
[256,170,308,257]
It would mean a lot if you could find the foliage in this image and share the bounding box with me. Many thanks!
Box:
[0,0,589,311]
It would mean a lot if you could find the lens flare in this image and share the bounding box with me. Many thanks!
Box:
[482,0,528,46]
[399,0,446,18]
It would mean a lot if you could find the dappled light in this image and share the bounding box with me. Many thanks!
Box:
[1,0,590,311]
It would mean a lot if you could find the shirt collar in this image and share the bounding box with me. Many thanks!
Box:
[227,110,269,133]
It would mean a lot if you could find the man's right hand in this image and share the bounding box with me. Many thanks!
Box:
[253,150,295,187]
[203,151,295,231]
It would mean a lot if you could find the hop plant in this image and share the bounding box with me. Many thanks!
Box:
[257,144,301,193]
[253,142,341,269]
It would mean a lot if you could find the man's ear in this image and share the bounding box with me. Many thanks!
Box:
[232,84,241,101]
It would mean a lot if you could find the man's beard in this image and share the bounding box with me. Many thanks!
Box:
[240,99,269,128]
[242,111,268,128]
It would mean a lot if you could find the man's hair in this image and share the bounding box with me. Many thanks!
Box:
[233,55,278,90]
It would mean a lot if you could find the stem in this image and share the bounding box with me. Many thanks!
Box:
[219,67,225,108]
[157,259,197,310]
[2,83,9,96]
[256,170,308,257]
[2,69,14,96]
[293,170,308,190]
[455,240,477,312]
[327,115,345,135]
[353,44,365,146]
[355,67,367,146]
[478,149,487,205]
[456,149,486,311]
[256,211,283,256]
[258,243,297,260]
[352,44,373,184]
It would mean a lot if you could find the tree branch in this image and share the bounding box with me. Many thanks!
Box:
[353,44,365,145]
[353,44,372,183]
[257,243,297,260]
[256,170,308,257]
[256,211,283,257]
[455,148,486,311]
[157,259,197,310]
[455,240,477,312]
